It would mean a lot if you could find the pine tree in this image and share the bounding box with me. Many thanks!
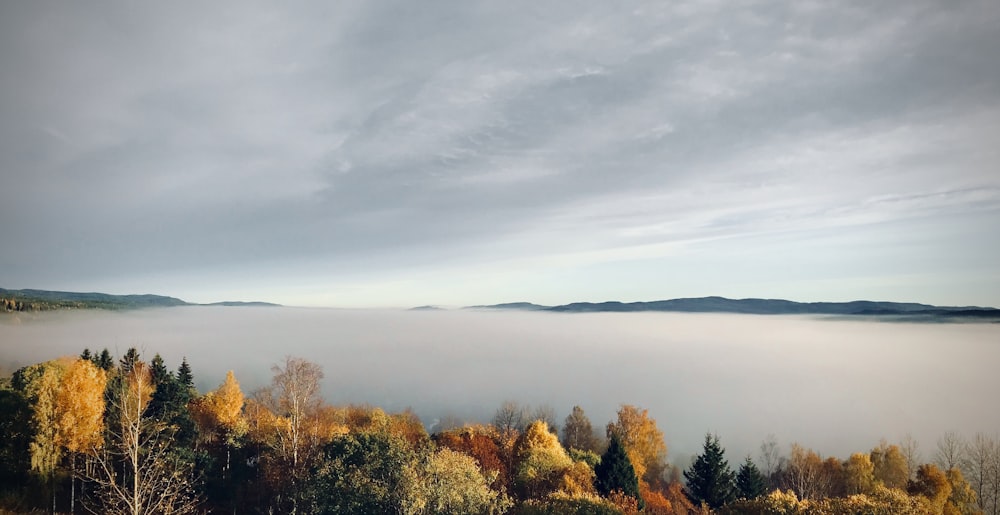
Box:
[80,348,92,362]
[736,456,768,499]
[120,347,140,373]
[150,354,171,386]
[177,358,195,394]
[96,349,114,371]
[595,433,642,507]
[684,433,736,509]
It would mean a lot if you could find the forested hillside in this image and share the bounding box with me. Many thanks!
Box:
[1,350,997,514]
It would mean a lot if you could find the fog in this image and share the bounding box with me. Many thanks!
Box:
[2,307,998,465]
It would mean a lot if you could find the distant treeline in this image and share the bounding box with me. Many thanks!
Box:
[1,349,998,514]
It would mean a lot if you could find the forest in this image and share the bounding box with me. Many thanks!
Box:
[0,349,997,515]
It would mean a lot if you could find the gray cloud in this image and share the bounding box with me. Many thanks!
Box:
[1,0,998,305]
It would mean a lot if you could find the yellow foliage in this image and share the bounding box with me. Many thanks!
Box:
[606,405,667,486]
[54,358,107,454]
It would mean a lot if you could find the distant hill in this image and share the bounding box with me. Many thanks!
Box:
[464,302,551,311]
[469,296,1000,320]
[203,301,282,307]
[1,288,280,312]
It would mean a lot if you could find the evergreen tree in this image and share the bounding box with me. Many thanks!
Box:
[80,348,92,362]
[595,433,642,507]
[736,456,768,499]
[150,353,171,386]
[684,433,736,509]
[177,358,195,394]
[120,347,140,373]
[96,349,114,371]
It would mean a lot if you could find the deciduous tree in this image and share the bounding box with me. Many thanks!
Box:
[606,405,667,487]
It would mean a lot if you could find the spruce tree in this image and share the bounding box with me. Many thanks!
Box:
[80,348,92,361]
[736,456,768,499]
[96,348,114,371]
[177,358,195,394]
[595,433,642,507]
[684,433,736,509]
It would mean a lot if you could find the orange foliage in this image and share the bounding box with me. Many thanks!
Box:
[640,481,674,514]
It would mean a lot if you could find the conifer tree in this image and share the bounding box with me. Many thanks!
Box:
[96,349,114,371]
[595,433,642,507]
[736,456,768,499]
[684,433,736,509]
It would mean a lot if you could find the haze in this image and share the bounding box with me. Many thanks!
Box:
[3,307,997,465]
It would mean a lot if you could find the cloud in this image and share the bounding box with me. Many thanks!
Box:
[0,0,998,305]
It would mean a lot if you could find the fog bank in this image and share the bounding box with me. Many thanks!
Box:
[2,307,997,463]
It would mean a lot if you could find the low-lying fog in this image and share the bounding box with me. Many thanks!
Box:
[2,307,998,465]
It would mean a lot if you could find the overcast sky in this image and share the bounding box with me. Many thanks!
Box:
[1,0,998,308]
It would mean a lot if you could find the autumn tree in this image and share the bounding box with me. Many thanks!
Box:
[595,433,641,507]
[249,356,326,514]
[783,444,829,500]
[305,429,416,514]
[684,433,736,509]
[871,442,909,489]
[404,447,512,514]
[434,425,510,492]
[513,420,575,499]
[946,467,981,515]
[606,404,668,488]
[843,452,877,495]
[736,456,768,500]
[190,370,248,512]
[13,359,68,513]
[562,405,601,454]
[909,463,953,514]
[85,360,201,514]
[54,358,107,514]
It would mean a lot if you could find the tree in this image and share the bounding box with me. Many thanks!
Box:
[14,359,68,513]
[190,370,248,512]
[844,452,877,495]
[606,405,667,487]
[783,444,828,500]
[945,467,981,515]
[684,433,735,509]
[306,430,416,514]
[870,442,910,490]
[937,432,966,472]
[901,434,922,481]
[492,400,529,435]
[595,433,641,507]
[434,425,510,492]
[562,406,601,454]
[404,448,512,514]
[95,349,114,371]
[963,433,999,515]
[908,463,952,514]
[249,356,325,514]
[759,434,783,487]
[736,456,768,500]
[514,420,574,499]
[54,358,107,514]
[84,361,202,514]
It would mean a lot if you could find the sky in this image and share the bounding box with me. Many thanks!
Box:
[1,0,998,308]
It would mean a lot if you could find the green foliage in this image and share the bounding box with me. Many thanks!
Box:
[737,456,769,500]
[594,433,640,506]
[684,433,736,509]
[306,430,417,514]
